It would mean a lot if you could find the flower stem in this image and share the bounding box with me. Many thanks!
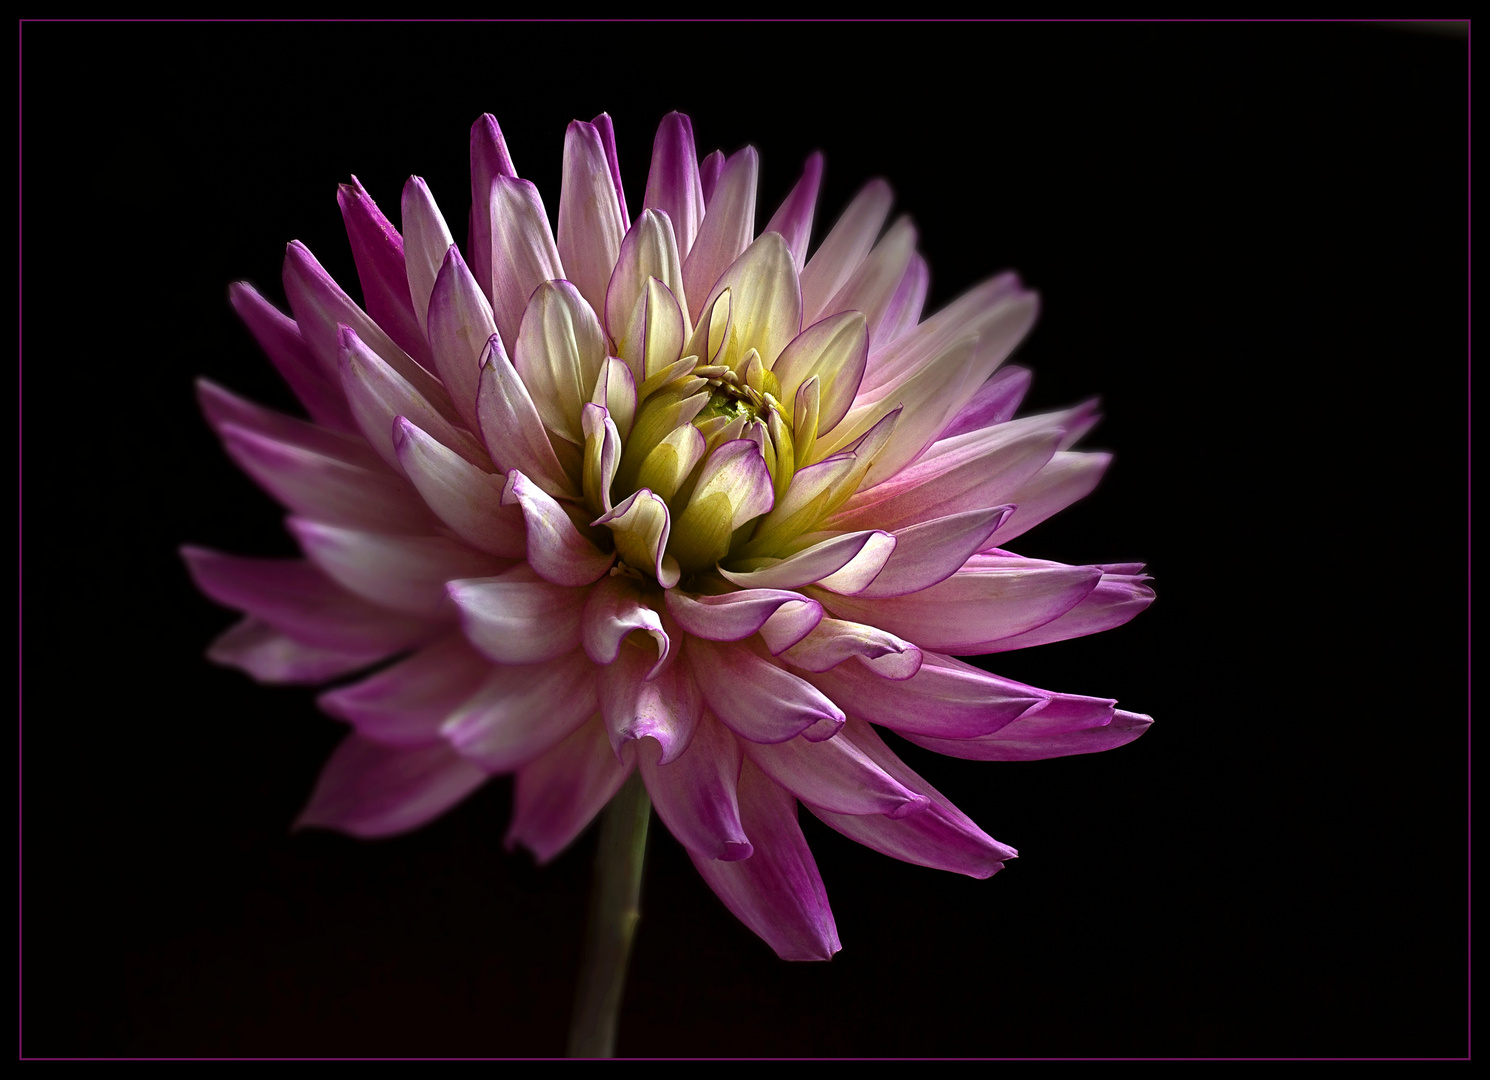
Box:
[566,770,651,1058]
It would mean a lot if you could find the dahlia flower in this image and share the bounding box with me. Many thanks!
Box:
[184,110,1153,963]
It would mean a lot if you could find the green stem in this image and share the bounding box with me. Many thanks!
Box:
[566,771,651,1058]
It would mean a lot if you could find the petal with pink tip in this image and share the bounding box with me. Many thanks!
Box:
[810,531,898,595]
[664,588,822,644]
[686,233,801,372]
[849,506,1013,599]
[338,327,489,475]
[289,518,509,620]
[799,179,893,325]
[682,146,759,318]
[392,417,526,559]
[599,637,702,764]
[506,713,633,863]
[938,364,1033,440]
[296,734,486,839]
[181,548,435,654]
[719,529,888,591]
[500,470,614,587]
[557,120,627,319]
[426,245,496,435]
[228,282,356,432]
[589,112,630,227]
[810,719,1018,878]
[762,152,823,274]
[971,563,1155,652]
[860,271,1025,393]
[773,617,922,680]
[812,558,1101,655]
[196,378,379,471]
[580,575,668,669]
[798,650,1047,739]
[318,632,492,747]
[638,711,751,862]
[467,113,517,305]
[643,112,705,262]
[903,701,1152,762]
[282,240,449,410]
[985,451,1112,546]
[447,566,588,665]
[399,175,456,342]
[689,637,844,745]
[689,757,840,962]
[475,333,575,500]
[337,176,429,368]
[487,175,565,354]
[745,725,928,820]
[440,649,599,773]
[206,616,389,685]
[218,421,434,533]
[875,251,929,347]
[820,216,917,340]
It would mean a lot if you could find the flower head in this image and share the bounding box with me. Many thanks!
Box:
[184,111,1154,960]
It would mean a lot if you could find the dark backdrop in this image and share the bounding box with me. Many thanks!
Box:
[20,20,1468,1058]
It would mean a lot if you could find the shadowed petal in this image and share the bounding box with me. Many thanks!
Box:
[689,757,840,962]
[762,152,823,273]
[467,113,517,306]
[970,560,1155,652]
[507,713,635,863]
[441,649,599,773]
[643,111,705,262]
[206,616,390,685]
[599,637,702,764]
[849,506,1014,598]
[196,378,379,471]
[772,617,922,680]
[800,179,893,325]
[689,637,844,744]
[392,417,526,559]
[558,120,627,318]
[744,727,929,819]
[683,146,758,318]
[400,176,457,341]
[319,632,492,746]
[939,364,1033,440]
[488,175,565,354]
[638,710,751,862]
[580,575,669,669]
[447,566,588,664]
[228,282,356,432]
[514,279,609,447]
[427,245,496,435]
[475,333,576,500]
[296,734,486,838]
[904,698,1153,762]
[501,470,614,586]
[985,450,1112,547]
[337,176,428,368]
[665,588,822,644]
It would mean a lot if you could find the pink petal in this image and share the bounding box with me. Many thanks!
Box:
[938,364,1033,440]
[500,470,615,587]
[773,617,923,680]
[875,252,929,347]
[978,566,1155,652]
[682,146,759,319]
[719,529,889,591]
[850,506,1014,599]
[580,575,669,670]
[761,151,824,274]
[181,547,435,654]
[904,701,1153,762]
[860,271,1024,392]
[557,120,627,319]
[985,451,1112,547]
[743,726,929,820]
[337,175,429,369]
[809,719,1017,878]
[487,175,565,356]
[812,557,1101,655]
[440,649,599,773]
[282,240,448,410]
[206,616,389,685]
[296,734,486,838]
[228,282,355,432]
[391,417,526,559]
[819,216,918,340]
[475,333,576,500]
[589,111,630,226]
[689,638,844,745]
[506,713,634,863]
[642,111,705,263]
[318,632,493,747]
[798,650,1047,739]
[426,245,496,435]
[467,113,518,307]
[288,517,509,620]
[195,377,379,471]
[338,326,489,475]
[664,588,822,644]
[799,179,893,325]
[688,758,840,962]
[399,175,456,342]
[447,566,588,665]
[217,421,435,533]
[513,279,608,448]
[599,638,702,765]
[637,711,752,862]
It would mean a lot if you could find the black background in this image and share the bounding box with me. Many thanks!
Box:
[21,21,1468,1058]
